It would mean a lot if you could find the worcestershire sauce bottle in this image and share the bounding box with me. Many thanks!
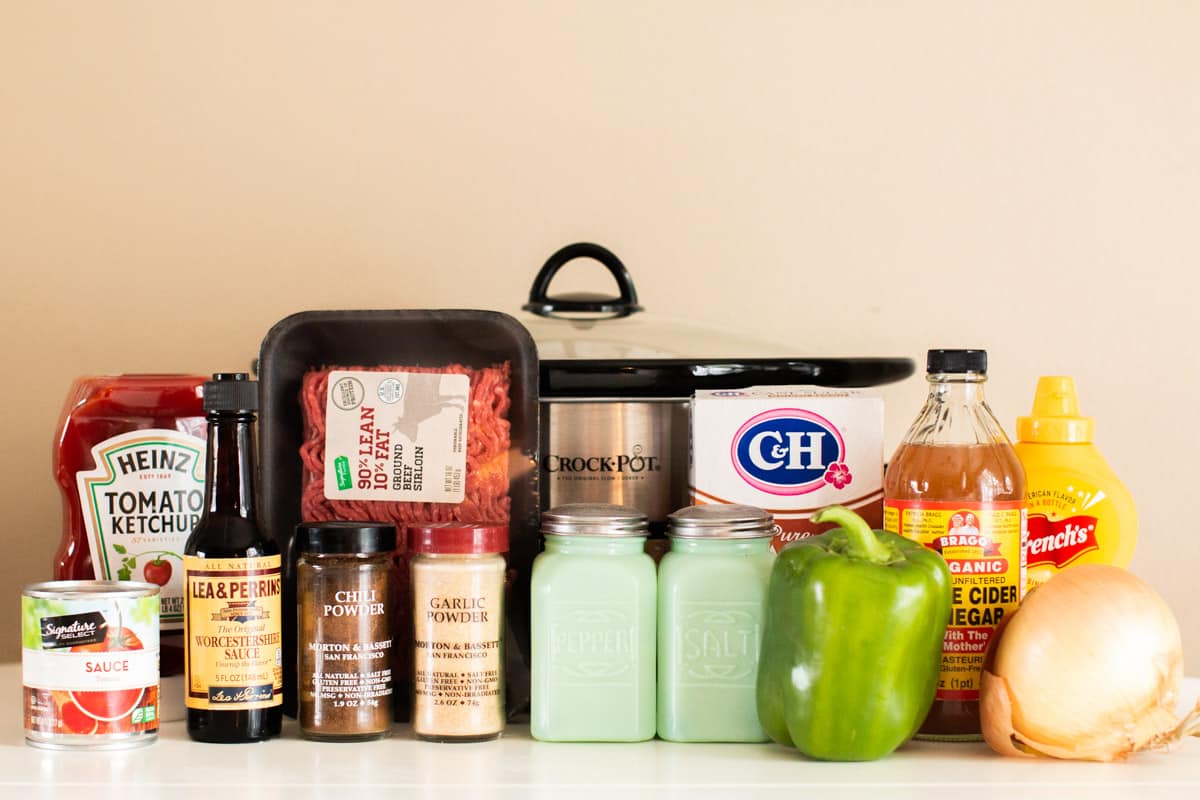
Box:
[184,374,283,742]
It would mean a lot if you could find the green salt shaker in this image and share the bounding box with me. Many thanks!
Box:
[658,504,776,742]
[530,504,656,742]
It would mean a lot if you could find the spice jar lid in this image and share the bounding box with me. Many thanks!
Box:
[296,521,397,554]
[407,522,509,555]
[667,504,776,539]
[540,503,650,537]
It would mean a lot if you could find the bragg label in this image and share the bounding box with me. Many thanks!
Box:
[884,500,1025,702]
[183,555,283,711]
[22,581,160,749]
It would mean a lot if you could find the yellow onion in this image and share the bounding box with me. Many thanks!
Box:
[981,563,1199,761]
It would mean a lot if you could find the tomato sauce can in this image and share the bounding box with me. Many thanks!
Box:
[22,580,160,749]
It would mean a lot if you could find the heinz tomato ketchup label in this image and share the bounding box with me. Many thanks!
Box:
[75,430,205,631]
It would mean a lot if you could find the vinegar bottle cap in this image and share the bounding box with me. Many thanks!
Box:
[1016,376,1095,443]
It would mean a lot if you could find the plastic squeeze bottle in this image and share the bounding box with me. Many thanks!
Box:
[1015,376,1136,594]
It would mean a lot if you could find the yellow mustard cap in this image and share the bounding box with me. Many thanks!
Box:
[1016,376,1095,443]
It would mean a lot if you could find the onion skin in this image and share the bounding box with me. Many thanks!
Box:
[980,564,1183,761]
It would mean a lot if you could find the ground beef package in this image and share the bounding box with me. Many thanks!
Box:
[258,310,538,720]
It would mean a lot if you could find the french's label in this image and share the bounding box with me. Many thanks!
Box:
[183,555,283,711]
[76,429,206,629]
[1024,484,1111,591]
[884,500,1025,702]
[1026,513,1099,569]
[322,370,468,504]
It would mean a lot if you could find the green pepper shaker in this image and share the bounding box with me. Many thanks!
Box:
[658,504,775,742]
[530,504,656,742]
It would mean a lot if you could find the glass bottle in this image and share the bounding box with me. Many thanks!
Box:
[297,521,395,741]
[408,522,508,742]
[657,504,775,742]
[183,373,283,743]
[883,349,1026,741]
[530,504,656,742]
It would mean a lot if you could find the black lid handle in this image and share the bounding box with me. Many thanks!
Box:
[524,242,643,319]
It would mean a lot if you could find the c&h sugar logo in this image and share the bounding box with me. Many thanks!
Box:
[730,409,852,496]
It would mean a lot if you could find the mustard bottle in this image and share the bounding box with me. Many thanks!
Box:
[1015,376,1136,593]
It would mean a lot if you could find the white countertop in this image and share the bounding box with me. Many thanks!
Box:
[2,663,1198,799]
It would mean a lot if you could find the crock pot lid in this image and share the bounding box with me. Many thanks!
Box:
[541,503,650,537]
[520,242,817,360]
[522,243,915,395]
[667,504,775,539]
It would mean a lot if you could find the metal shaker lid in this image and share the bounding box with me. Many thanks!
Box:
[666,504,776,539]
[540,503,650,537]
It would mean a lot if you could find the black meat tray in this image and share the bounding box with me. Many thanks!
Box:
[258,310,539,720]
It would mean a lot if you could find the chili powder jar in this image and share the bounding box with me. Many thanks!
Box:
[297,522,396,741]
[409,522,508,742]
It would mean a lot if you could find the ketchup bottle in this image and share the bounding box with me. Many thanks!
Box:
[883,349,1026,741]
[53,375,208,680]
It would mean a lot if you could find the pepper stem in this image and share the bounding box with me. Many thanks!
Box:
[812,505,891,563]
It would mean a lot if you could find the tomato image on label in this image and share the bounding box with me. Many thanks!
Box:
[69,626,147,723]
[59,696,99,734]
[142,558,173,586]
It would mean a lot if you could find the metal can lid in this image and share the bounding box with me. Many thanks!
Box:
[540,503,649,537]
[667,504,775,539]
[22,580,160,599]
[296,521,397,555]
[407,522,509,555]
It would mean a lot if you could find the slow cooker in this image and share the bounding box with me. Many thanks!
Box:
[518,242,915,531]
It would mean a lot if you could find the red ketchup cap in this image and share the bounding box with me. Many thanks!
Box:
[407,522,509,555]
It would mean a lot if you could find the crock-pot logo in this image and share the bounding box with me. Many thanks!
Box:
[543,444,661,474]
[731,409,849,496]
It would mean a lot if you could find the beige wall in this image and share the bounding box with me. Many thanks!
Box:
[3,3,1198,665]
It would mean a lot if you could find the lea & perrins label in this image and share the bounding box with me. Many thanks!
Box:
[183,555,283,711]
[883,500,1025,702]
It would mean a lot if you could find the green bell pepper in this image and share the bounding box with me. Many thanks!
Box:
[756,505,951,761]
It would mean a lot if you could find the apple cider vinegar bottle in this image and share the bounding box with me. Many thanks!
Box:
[884,350,1026,742]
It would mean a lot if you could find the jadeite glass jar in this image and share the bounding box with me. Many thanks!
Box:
[530,503,656,742]
[657,504,775,742]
